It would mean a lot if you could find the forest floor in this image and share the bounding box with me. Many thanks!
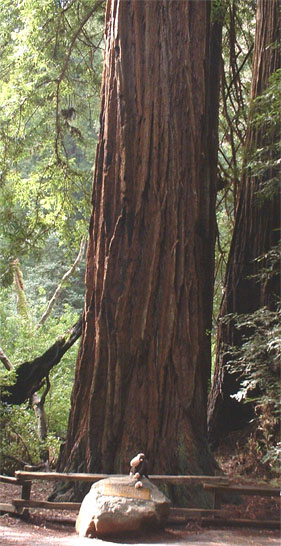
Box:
[0,434,280,546]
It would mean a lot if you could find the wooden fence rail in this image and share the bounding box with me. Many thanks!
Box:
[203,483,281,509]
[0,472,228,520]
[0,472,279,529]
[14,471,229,485]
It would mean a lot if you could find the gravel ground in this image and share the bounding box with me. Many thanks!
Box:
[0,513,280,546]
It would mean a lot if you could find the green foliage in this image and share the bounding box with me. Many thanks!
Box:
[0,285,79,473]
[211,0,228,24]
[218,0,255,193]
[0,0,104,284]
[0,0,103,471]
[0,403,41,473]
[0,368,17,393]
[22,233,86,316]
[252,243,281,284]
[220,241,281,474]
[246,68,281,200]
[226,305,281,474]
[0,401,64,473]
[214,0,255,322]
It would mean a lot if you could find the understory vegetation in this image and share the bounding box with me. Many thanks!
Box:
[224,303,281,478]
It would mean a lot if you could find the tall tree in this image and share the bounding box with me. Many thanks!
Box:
[55,0,222,503]
[208,0,280,446]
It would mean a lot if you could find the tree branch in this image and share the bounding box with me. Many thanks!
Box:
[225,44,254,104]
[37,238,86,327]
[54,0,104,162]
[0,346,14,371]
[1,316,83,405]
[40,373,51,407]
[3,453,30,468]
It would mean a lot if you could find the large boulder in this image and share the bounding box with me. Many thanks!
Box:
[76,475,171,538]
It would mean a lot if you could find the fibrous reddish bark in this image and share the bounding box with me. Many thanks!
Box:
[56,0,222,504]
[208,0,280,446]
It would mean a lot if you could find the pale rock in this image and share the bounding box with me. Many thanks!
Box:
[76,475,170,538]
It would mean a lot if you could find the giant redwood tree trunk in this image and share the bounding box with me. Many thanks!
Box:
[55,0,222,503]
[208,0,280,446]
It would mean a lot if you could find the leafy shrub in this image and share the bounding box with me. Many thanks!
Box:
[226,304,281,475]
[0,289,79,474]
[0,403,41,474]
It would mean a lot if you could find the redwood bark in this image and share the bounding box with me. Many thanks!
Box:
[208,0,280,446]
[57,0,222,503]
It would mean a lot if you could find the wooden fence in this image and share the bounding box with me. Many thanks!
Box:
[0,472,279,528]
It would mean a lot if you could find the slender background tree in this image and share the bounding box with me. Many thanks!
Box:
[208,0,280,446]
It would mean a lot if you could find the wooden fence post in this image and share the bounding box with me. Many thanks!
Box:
[21,480,31,518]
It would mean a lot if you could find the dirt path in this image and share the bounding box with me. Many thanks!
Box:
[0,514,280,546]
